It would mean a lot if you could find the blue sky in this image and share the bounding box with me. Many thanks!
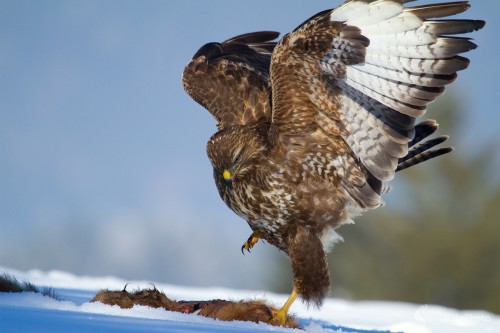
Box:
[0,1,498,291]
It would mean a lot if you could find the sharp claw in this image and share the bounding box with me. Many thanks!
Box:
[241,231,263,255]
[241,242,251,255]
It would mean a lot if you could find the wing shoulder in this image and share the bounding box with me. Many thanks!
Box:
[183,31,279,130]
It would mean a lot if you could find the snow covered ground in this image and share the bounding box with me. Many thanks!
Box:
[0,266,498,333]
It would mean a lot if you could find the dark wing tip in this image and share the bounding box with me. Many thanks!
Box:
[475,20,486,30]
[191,31,280,61]
[223,31,280,54]
[396,147,453,172]
[192,42,223,60]
[407,1,471,19]
[222,31,280,45]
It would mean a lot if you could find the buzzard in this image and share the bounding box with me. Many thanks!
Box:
[182,0,484,325]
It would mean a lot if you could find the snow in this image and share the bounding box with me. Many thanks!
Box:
[0,266,498,333]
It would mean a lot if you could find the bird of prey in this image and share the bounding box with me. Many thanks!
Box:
[182,0,484,325]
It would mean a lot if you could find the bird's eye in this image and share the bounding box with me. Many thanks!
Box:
[234,155,242,166]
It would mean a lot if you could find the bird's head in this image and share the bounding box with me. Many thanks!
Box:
[207,126,268,189]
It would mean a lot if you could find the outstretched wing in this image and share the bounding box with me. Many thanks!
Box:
[270,0,484,208]
[183,31,279,130]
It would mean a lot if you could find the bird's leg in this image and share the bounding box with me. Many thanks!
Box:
[272,287,298,326]
[241,230,263,254]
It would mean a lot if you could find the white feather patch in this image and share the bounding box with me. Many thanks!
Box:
[358,12,422,35]
[344,2,403,27]
[330,1,370,22]
[320,227,343,253]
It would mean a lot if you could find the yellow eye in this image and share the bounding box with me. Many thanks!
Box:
[223,169,232,180]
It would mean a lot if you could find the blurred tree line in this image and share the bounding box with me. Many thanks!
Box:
[269,94,500,314]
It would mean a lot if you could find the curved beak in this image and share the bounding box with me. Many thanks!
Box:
[223,165,239,189]
[223,169,233,189]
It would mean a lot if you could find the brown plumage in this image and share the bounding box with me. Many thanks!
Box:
[182,0,484,324]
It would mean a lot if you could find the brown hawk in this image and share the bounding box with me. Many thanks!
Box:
[182,0,484,325]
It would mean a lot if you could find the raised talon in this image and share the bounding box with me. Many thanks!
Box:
[241,230,263,254]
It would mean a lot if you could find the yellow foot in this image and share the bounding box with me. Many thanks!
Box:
[241,230,263,254]
[272,288,298,326]
[272,308,288,326]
